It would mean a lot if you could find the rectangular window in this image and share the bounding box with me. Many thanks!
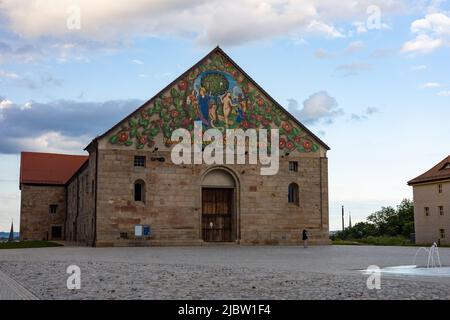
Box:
[438,184,443,193]
[134,155,146,167]
[440,229,445,239]
[120,232,128,239]
[439,206,444,216]
[424,207,430,216]
[289,161,298,172]
[49,204,58,214]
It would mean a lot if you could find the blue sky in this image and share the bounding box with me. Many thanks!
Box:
[1,0,450,231]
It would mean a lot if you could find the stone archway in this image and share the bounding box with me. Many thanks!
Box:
[201,168,238,242]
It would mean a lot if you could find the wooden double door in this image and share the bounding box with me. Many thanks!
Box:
[202,188,234,242]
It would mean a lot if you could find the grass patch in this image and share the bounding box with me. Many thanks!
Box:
[0,241,63,249]
[332,236,412,246]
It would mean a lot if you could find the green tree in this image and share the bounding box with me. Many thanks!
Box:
[332,199,414,240]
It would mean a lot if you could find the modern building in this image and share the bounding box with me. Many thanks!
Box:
[19,47,330,246]
[408,155,450,245]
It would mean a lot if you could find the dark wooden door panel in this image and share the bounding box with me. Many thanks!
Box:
[202,188,233,242]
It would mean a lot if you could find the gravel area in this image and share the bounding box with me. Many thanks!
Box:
[1,245,450,300]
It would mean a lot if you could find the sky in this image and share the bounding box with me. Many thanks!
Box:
[1,0,450,231]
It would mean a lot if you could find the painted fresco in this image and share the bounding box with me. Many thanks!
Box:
[108,50,319,152]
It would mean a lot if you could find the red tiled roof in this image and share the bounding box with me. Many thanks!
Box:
[408,155,450,185]
[20,152,88,186]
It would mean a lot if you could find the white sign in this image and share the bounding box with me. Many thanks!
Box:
[135,225,143,237]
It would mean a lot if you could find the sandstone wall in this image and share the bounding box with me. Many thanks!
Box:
[413,180,450,245]
[94,148,329,246]
[20,185,66,241]
[65,150,97,246]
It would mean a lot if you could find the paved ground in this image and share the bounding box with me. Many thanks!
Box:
[1,245,450,300]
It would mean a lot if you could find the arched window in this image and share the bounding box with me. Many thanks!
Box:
[288,183,299,206]
[134,180,145,202]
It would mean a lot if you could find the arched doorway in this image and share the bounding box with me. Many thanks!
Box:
[201,168,238,242]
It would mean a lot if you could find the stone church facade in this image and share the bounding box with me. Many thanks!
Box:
[20,47,330,246]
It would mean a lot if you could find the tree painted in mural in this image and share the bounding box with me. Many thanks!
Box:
[109,52,319,152]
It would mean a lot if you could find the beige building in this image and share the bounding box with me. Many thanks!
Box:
[408,155,450,245]
[20,47,330,246]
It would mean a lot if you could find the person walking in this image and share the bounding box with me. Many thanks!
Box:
[302,229,308,248]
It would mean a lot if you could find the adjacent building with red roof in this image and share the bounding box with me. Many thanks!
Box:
[408,155,450,245]
[20,152,88,241]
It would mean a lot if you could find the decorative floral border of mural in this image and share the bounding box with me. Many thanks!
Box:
[109,52,319,153]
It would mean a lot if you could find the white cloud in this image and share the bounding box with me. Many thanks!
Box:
[131,59,143,64]
[335,62,371,76]
[344,41,364,54]
[314,48,335,59]
[420,82,442,88]
[305,20,345,38]
[350,107,379,121]
[0,70,19,79]
[352,21,368,34]
[0,97,143,154]
[411,12,450,35]
[0,99,13,110]
[366,107,379,115]
[288,91,343,125]
[0,0,406,47]
[402,12,450,55]
[401,34,444,55]
[16,131,90,155]
[21,101,33,110]
[336,62,371,71]
[437,90,450,96]
[411,65,427,71]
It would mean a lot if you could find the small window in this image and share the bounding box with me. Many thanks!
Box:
[438,184,442,193]
[120,232,128,239]
[288,183,299,205]
[134,156,146,167]
[49,204,58,214]
[440,229,445,239]
[289,161,298,172]
[439,206,444,216]
[424,207,430,216]
[134,180,145,202]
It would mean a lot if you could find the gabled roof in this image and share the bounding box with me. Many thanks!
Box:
[88,46,329,151]
[20,152,88,187]
[408,155,450,185]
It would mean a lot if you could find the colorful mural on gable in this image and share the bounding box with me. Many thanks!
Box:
[108,51,319,153]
